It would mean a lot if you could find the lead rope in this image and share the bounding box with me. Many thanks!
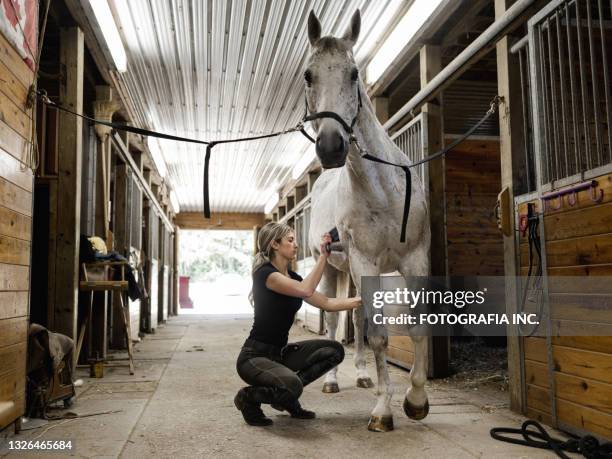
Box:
[37,89,501,243]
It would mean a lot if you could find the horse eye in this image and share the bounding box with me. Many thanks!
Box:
[351,68,359,82]
[304,70,313,86]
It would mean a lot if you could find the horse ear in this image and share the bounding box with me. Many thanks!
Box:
[308,10,321,46]
[343,9,361,47]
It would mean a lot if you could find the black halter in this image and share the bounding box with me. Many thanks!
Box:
[300,87,363,142]
[298,87,412,243]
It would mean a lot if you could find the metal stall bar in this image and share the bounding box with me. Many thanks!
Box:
[597,0,612,163]
[565,1,582,173]
[546,17,562,182]
[576,0,594,170]
[555,11,570,178]
[538,20,553,184]
[586,0,604,166]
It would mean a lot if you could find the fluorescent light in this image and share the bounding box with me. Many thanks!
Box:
[292,148,316,180]
[169,190,180,213]
[354,0,404,64]
[366,0,444,85]
[146,137,167,178]
[86,0,127,72]
[264,192,279,215]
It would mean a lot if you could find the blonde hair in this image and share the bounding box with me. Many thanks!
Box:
[252,221,294,274]
[249,222,293,306]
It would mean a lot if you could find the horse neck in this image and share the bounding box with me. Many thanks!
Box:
[343,86,405,195]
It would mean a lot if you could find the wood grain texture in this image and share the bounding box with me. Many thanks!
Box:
[0,317,28,348]
[0,234,30,265]
[0,263,29,291]
[0,292,27,320]
[0,176,31,216]
[0,205,31,241]
[175,212,265,230]
[0,31,33,88]
[0,146,33,192]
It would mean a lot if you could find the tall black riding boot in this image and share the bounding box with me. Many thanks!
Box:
[271,398,316,419]
[234,387,273,426]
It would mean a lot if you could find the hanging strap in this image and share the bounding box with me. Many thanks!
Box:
[360,153,412,243]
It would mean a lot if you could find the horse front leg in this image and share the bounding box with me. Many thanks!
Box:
[349,250,393,431]
[353,306,374,388]
[318,264,341,393]
[322,310,340,393]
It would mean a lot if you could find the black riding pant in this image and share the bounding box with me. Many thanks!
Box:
[236,338,344,406]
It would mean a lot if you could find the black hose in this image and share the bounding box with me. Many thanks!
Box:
[490,420,612,458]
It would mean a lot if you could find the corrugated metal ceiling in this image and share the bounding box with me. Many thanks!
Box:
[110,0,401,213]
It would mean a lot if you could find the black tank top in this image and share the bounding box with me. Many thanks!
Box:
[247,262,303,347]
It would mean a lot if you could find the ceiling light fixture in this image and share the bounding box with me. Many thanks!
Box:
[146,137,167,178]
[366,0,444,85]
[83,0,127,72]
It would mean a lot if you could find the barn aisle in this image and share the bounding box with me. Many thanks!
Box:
[4,316,571,458]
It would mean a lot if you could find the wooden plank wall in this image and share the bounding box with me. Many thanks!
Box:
[519,173,612,439]
[0,30,34,430]
[445,138,504,276]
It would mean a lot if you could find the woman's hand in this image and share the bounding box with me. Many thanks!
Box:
[319,232,332,258]
[346,296,362,310]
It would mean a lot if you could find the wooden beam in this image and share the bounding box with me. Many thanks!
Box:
[495,0,526,414]
[53,27,84,341]
[420,43,450,378]
[175,212,265,230]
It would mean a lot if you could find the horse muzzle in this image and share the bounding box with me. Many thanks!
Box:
[315,129,348,168]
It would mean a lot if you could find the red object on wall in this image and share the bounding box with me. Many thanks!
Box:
[179,276,193,309]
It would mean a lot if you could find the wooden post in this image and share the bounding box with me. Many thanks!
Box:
[53,27,84,342]
[420,44,450,378]
[495,0,526,413]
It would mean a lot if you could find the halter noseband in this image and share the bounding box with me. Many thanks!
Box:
[299,87,363,143]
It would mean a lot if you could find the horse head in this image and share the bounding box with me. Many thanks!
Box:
[305,9,361,169]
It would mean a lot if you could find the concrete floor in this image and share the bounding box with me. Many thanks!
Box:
[2,315,573,458]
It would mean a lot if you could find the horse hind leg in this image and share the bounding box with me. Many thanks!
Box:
[319,265,341,393]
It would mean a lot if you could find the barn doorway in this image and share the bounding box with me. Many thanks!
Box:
[178,230,253,315]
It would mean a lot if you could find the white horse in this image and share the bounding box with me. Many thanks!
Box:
[306,10,431,432]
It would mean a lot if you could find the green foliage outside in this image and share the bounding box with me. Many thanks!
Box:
[179,230,252,282]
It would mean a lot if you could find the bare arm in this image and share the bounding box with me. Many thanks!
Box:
[303,290,362,312]
[265,233,332,298]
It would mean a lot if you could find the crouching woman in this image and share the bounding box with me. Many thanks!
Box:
[235,222,360,426]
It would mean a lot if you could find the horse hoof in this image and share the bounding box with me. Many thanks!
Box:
[403,398,429,420]
[356,377,374,388]
[322,382,339,393]
[367,415,394,432]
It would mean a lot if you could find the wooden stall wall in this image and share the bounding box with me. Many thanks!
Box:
[520,173,612,440]
[0,29,34,431]
[445,138,504,276]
